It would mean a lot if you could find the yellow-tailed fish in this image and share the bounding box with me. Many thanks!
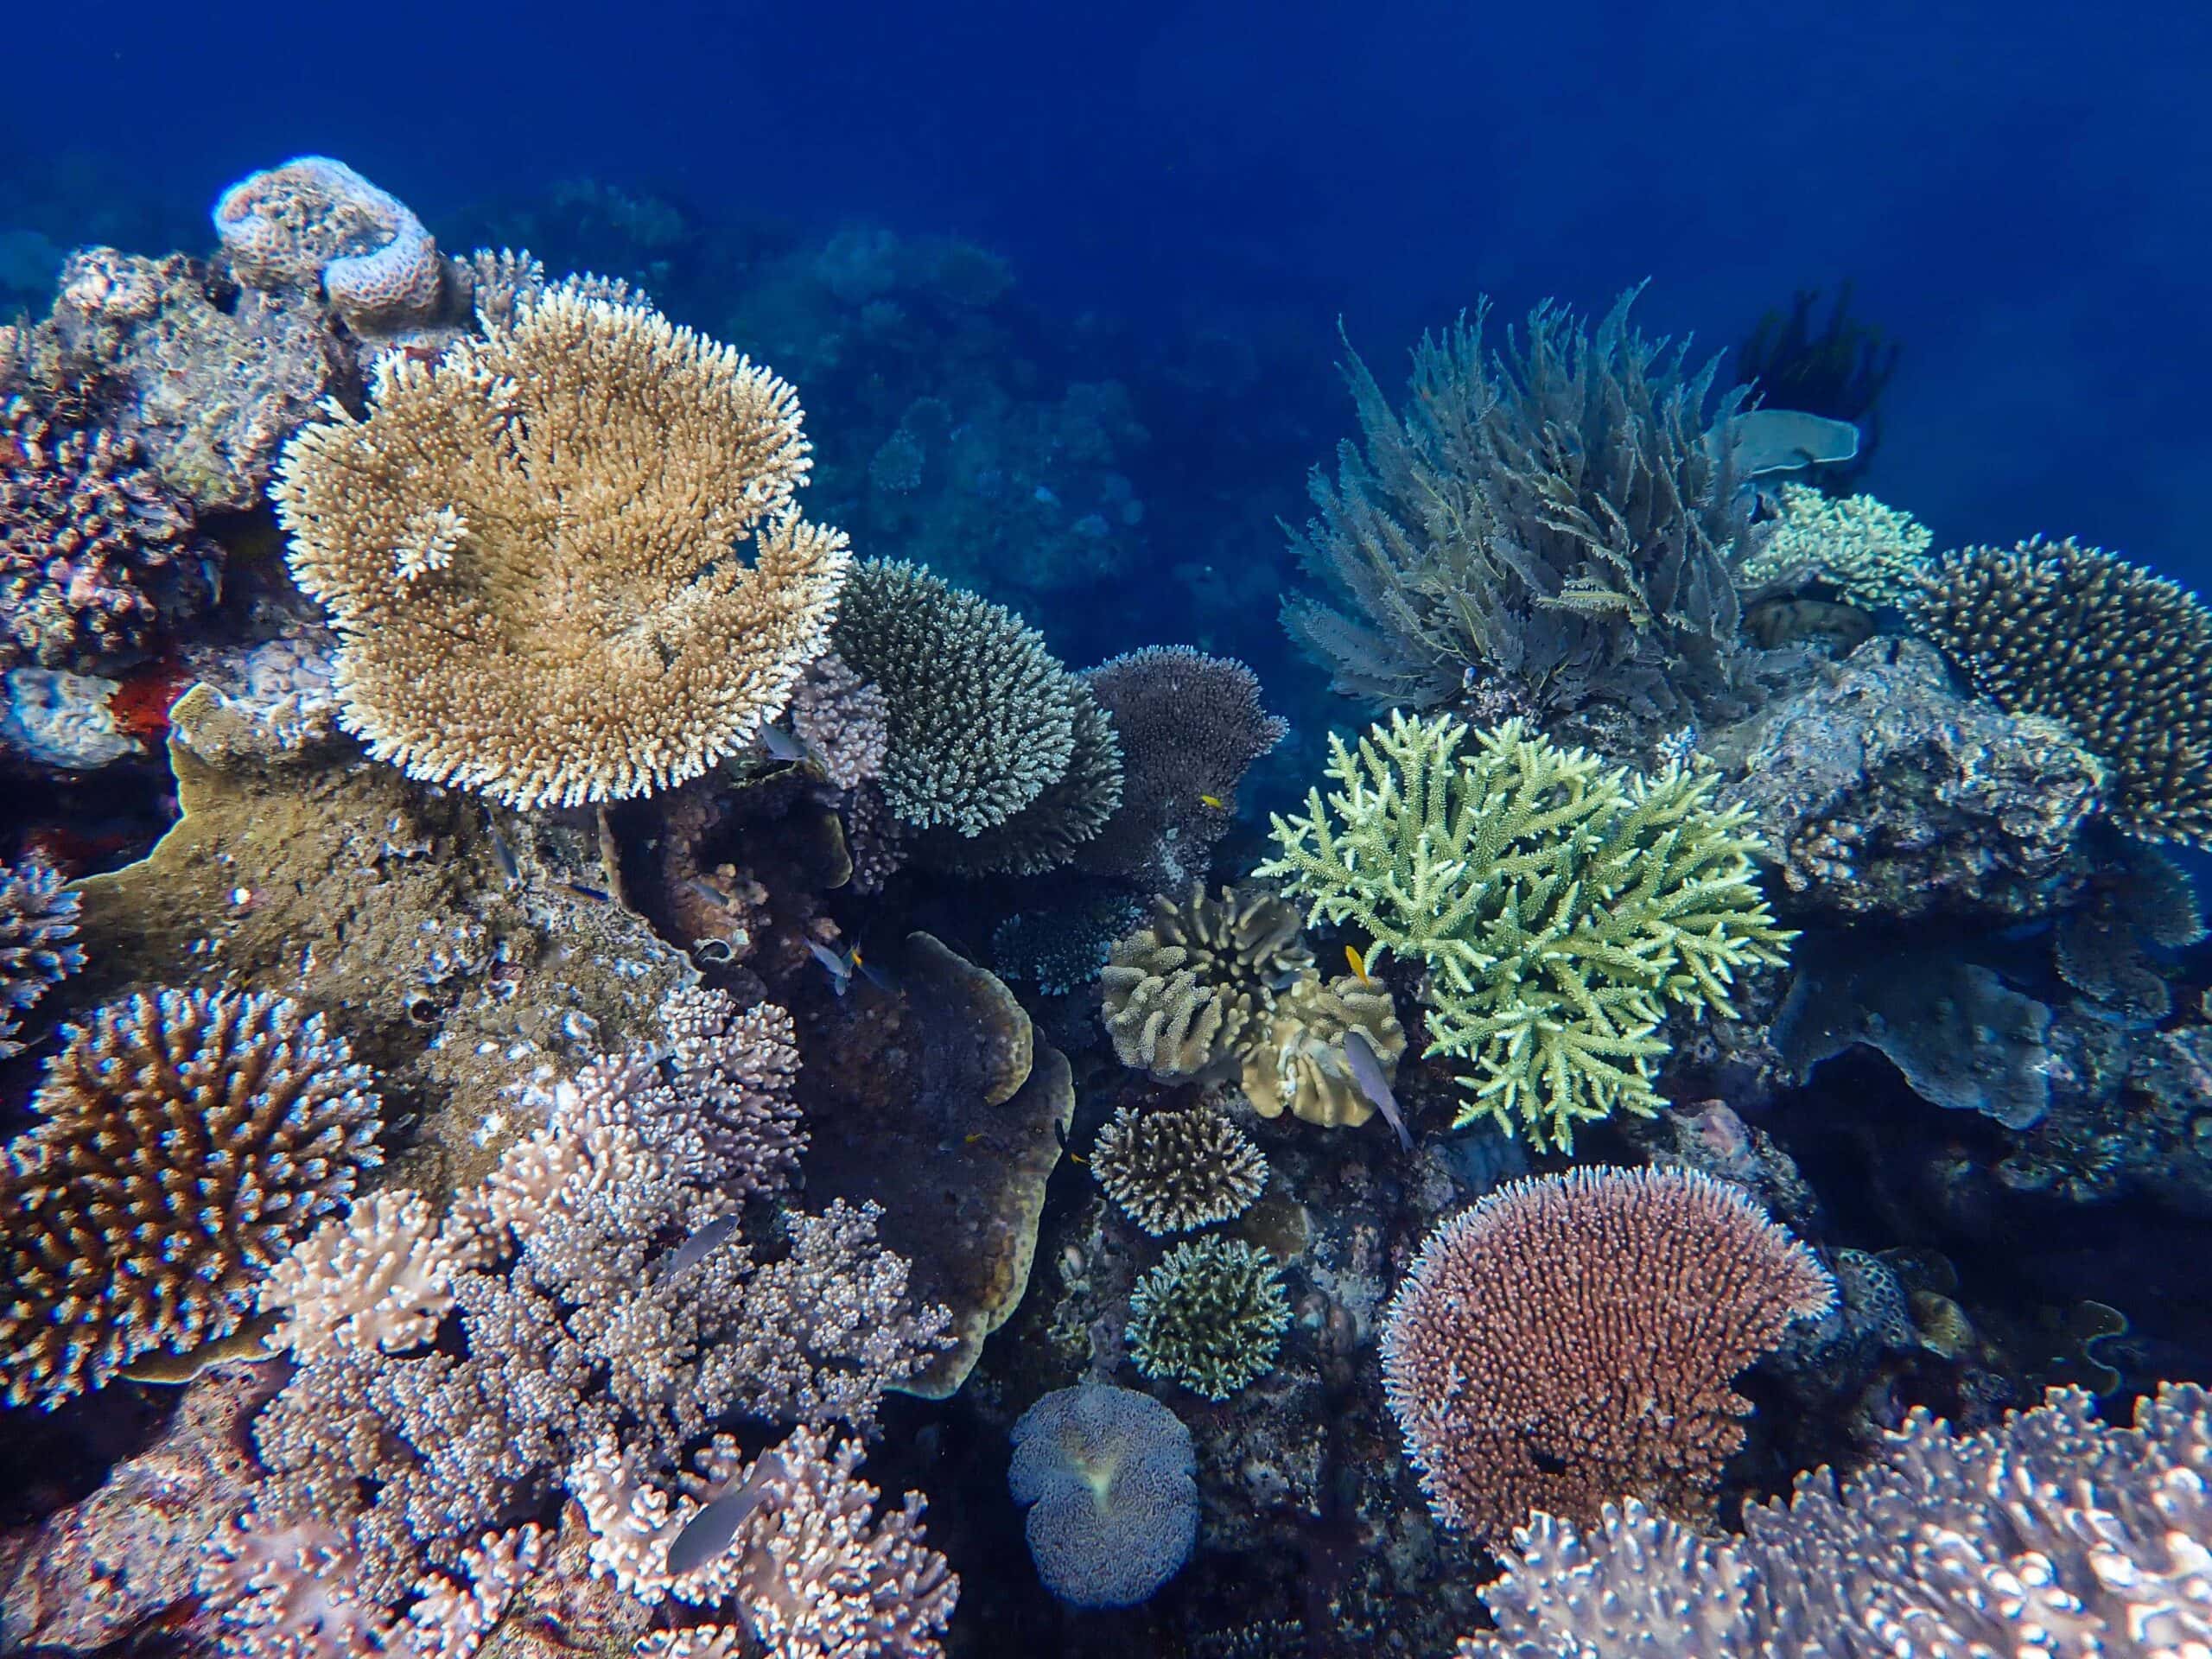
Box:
[1345,944,1375,986]
[1198,793,1226,810]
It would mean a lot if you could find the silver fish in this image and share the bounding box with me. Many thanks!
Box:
[664,1451,788,1580]
[652,1214,741,1285]
[760,723,810,764]
[807,939,855,995]
[487,823,521,886]
[684,877,734,909]
[1341,1027,1412,1153]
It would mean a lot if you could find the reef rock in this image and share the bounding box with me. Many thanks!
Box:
[69,685,692,1200]
[1707,638,2102,922]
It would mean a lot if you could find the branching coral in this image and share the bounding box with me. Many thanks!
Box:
[920,690,1123,876]
[1457,1383,2212,1659]
[272,288,849,809]
[1091,1103,1268,1235]
[261,1189,476,1362]
[1259,713,1792,1151]
[786,649,890,791]
[1735,483,1931,607]
[1281,289,1754,728]
[1099,887,1313,1079]
[2,394,218,671]
[832,557,1079,835]
[571,1426,957,1657]
[0,854,82,1058]
[1127,1235,1291,1400]
[1077,645,1289,890]
[1382,1166,1833,1545]
[0,988,383,1406]
[1910,537,2212,847]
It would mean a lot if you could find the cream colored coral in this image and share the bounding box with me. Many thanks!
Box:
[260,1191,466,1360]
[273,289,850,809]
[1243,974,1406,1128]
[1738,483,1932,607]
[1098,887,1312,1078]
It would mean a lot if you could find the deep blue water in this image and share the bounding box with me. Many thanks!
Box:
[7,0,2209,584]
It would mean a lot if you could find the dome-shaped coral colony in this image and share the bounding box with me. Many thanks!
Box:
[0,149,2207,1659]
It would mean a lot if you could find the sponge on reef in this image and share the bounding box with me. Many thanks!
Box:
[1008,1382,1198,1608]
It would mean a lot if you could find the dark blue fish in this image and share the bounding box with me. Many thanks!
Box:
[664,1451,788,1580]
[487,823,521,886]
[565,882,612,904]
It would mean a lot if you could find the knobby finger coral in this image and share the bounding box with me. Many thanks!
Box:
[1910,537,2212,847]
[1381,1166,1833,1545]
[1008,1382,1199,1608]
[273,288,849,809]
[1091,1103,1268,1235]
[1457,1383,2212,1659]
[1259,713,1792,1152]
[1099,886,1313,1079]
[0,987,383,1406]
[0,853,83,1058]
[1127,1234,1291,1400]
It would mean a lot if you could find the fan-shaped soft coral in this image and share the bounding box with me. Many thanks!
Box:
[1911,537,2212,847]
[1242,971,1406,1130]
[1008,1383,1198,1609]
[0,987,383,1406]
[1260,714,1792,1151]
[1458,1383,2212,1659]
[1381,1166,1832,1545]
[273,289,849,809]
[0,853,82,1058]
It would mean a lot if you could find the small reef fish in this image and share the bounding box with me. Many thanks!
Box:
[564,882,612,904]
[1198,793,1226,810]
[120,1313,282,1383]
[808,939,859,995]
[1340,1027,1413,1153]
[652,1214,741,1285]
[664,1451,789,1580]
[487,823,521,886]
[1344,944,1376,987]
[684,878,734,910]
[759,723,811,765]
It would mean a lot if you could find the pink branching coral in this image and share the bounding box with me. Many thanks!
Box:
[1079,645,1288,891]
[573,1425,958,1658]
[1380,1166,1833,1543]
[2,394,217,671]
[0,854,82,1058]
[787,650,891,791]
[213,156,447,335]
[1459,1383,2212,1659]
[0,987,383,1406]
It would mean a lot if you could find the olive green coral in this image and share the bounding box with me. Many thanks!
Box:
[1127,1236,1289,1400]
[1910,538,2212,848]
[1258,714,1793,1153]
[1737,483,1932,608]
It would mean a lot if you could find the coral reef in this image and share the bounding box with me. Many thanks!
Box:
[2,394,218,671]
[2054,827,2204,1023]
[1241,971,1407,1130]
[1458,1383,2211,1658]
[1382,1166,1833,1544]
[1099,886,1313,1079]
[1706,639,2103,921]
[1261,713,1792,1150]
[1127,1235,1291,1400]
[1281,289,1754,731]
[785,650,890,791]
[1735,484,1931,606]
[213,156,448,336]
[1091,1103,1268,1235]
[0,853,81,1057]
[0,987,383,1406]
[274,288,849,808]
[1910,537,2212,847]
[1008,1383,1198,1609]
[921,690,1122,876]
[1077,645,1289,891]
[990,887,1142,995]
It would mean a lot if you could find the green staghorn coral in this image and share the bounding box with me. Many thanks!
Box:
[1257,714,1793,1152]
[1736,483,1933,608]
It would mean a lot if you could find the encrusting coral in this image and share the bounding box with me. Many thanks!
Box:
[1381,1166,1834,1545]
[1457,1382,2212,1658]
[1077,645,1288,891]
[0,853,82,1058]
[1735,483,1932,607]
[213,155,448,336]
[1260,713,1792,1152]
[1127,1234,1292,1400]
[1099,886,1313,1080]
[273,286,850,810]
[1091,1103,1268,1235]
[0,987,384,1407]
[1281,289,1754,730]
[1910,537,2212,847]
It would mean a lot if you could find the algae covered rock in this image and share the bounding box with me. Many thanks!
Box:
[1707,638,2102,923]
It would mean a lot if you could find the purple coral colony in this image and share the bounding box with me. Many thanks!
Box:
[0,149,2209,1659]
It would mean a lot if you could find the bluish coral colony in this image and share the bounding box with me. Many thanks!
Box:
[3,19,2212,1656]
